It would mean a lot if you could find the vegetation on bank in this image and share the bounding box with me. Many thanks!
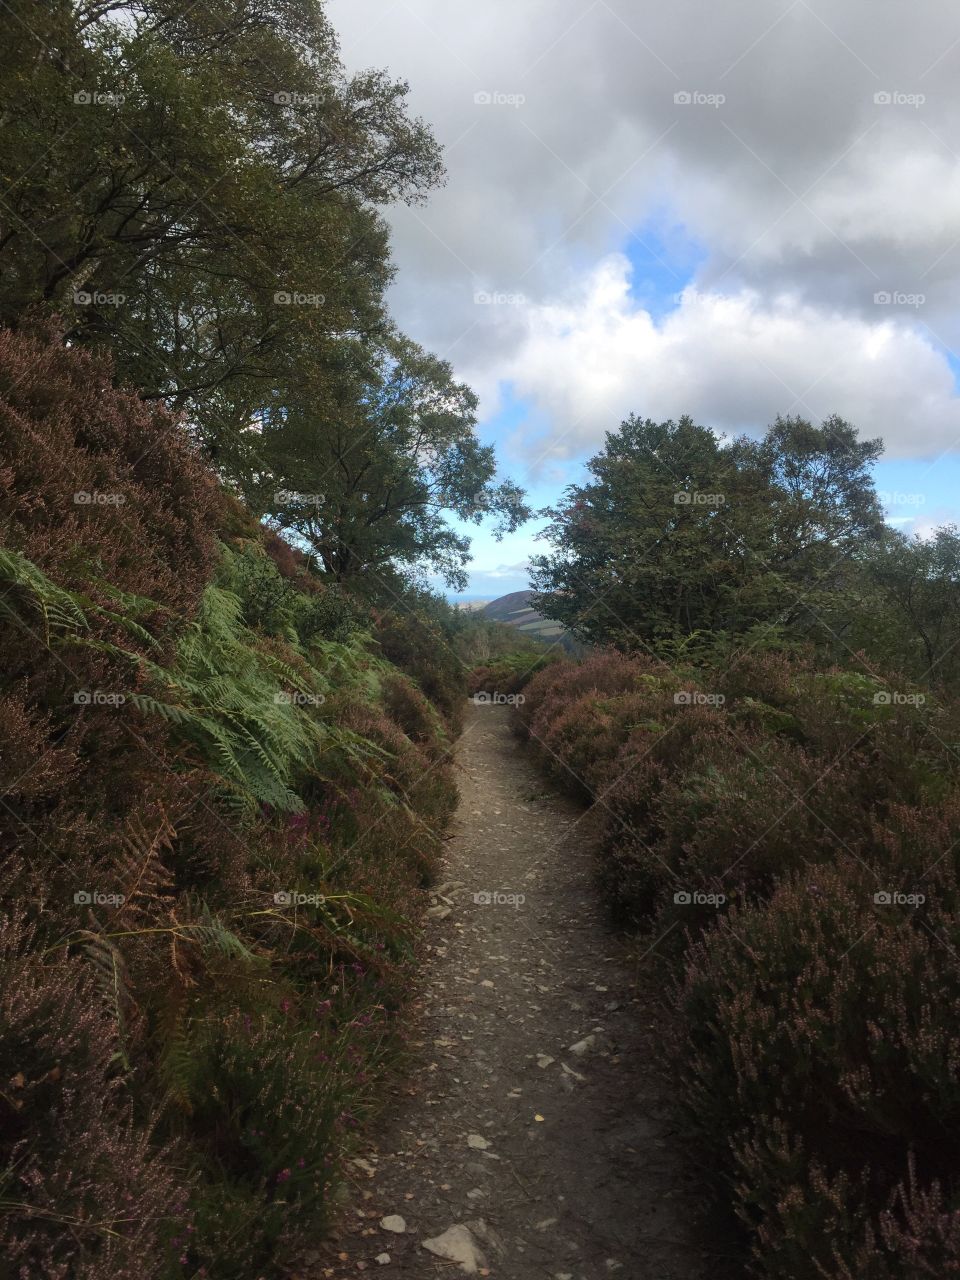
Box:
[0,5,526,1271]
[0,327,470,1278]
[518,649,960,1276]
[514,410,960,1277]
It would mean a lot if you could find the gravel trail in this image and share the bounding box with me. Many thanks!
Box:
[318,702,714,1280]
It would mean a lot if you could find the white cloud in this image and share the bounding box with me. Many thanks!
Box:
[495,255,960,460]
[325,1,960,471]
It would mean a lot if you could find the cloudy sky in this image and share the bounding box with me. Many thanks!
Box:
[327,0,960,598]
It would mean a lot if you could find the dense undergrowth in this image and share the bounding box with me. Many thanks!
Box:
[517,647,960,1278]
[0,328,462,1279]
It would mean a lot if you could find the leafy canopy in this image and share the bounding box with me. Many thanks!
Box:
[530,413,884,651]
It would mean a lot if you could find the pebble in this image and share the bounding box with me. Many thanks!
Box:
[422,1223,487,1274]
[568,1034,596,1057]
[379,1214,406,1233]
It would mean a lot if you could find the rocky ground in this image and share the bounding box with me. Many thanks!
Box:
[309,702,727,1279]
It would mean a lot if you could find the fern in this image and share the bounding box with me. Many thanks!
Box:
[118,814,175,916]
[76,929,137,1070]
[0,542,417,817]
[0,546,89,641]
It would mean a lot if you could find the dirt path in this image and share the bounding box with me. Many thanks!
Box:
[318,703,712,1279]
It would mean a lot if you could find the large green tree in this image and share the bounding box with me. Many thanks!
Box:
[530,413,884,652]
[854,526,960,686]
[0,1,528,581]
[257,335,530,590]
[0,0,442,452]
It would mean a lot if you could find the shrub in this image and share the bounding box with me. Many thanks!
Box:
[0,332,461,1280]
[374,607,465,732]
[466,649,557,700]
[674,853,960,1277]
[522,643,960,1275]
[519,648,668,742]
[0,910,188,1280]
[0,320,220,617]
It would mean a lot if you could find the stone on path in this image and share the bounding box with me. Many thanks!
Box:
[422,1223,487,1274]
[568,1034,596,1057]
[379,1214,406,1233]
[466,1133,490,1149]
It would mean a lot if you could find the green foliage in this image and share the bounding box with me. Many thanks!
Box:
[257,335,530,589]
[0,528,461,1279]
[530,412,883,652]
[467,649,559,699]
[0,0,442,447]
[0,2,526,589]
[855,525,960,688]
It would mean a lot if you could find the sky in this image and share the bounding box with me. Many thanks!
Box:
[326,0,960,599]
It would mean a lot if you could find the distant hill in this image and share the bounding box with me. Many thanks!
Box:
[481,589,576,648]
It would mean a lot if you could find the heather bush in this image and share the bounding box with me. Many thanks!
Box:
[674,854,960,1277]
[0,910,189,1280]
[518,648,669,743]
[0,321,220,616]
[381,669,448,758]
[640,734,873,944]
[466,649,557,700]
[0,333,460,1279]
[374,606,466,732]
[522,642,960,1275]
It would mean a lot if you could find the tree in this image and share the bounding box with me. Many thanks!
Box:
[257,335,530,591]
[0,0,443,457]
[529,413,884,652]
[858,527,960,686]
